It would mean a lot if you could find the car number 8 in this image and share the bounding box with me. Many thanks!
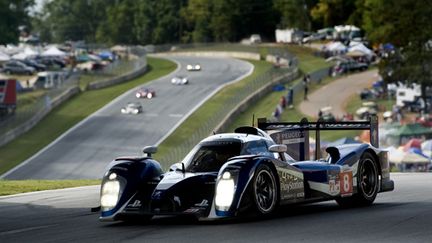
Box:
[340,171,353,196]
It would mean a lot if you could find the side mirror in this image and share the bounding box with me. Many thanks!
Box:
[269,144,287,153]
[143,146,157,157]
[169,162,185,173]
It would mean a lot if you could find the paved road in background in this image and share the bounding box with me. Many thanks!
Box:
[299,69,378,119]
[3,56,253,179]
[0,173,430,242]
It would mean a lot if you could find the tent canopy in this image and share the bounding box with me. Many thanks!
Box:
[0,52,10,62]
[348,43,374,56]
[390,124,432,137]
[390,152,430,164]
[42,47,66,57]
[421,139,432,151]
[325,41,347,52]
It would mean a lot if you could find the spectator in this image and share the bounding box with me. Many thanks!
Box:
[272,106,281,121]
[303,74,308,85]
[280,96,287,108]
[304,83,309,100]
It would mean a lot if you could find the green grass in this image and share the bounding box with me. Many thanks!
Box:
[0,57,176,176]
[0,179,100,196]
[16,89,47,110]
[281,45,331,73]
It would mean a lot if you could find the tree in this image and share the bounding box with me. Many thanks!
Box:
[274,0,313,30]
[0,0,34,44]
[181,0,214,43]
[310,0,356,29]
[36,0,113,43]
[362,0,432,111]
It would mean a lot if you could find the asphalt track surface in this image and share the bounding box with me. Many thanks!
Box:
[3,56,253,180]
[0,173,430,242]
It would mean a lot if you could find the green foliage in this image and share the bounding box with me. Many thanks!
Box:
[362,0,432,104]
[274,0,312,30]
[310,0,356,29]
[0,0,34,44]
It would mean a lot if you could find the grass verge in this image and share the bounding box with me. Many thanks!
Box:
[0,179,100,196]
[0,57,176,176]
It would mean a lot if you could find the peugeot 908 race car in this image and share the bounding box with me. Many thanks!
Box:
[135,88,155,99]
[99,116,393,222]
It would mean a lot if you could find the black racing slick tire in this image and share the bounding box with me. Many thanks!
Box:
[252,164,278,215]
[336,152,379,207]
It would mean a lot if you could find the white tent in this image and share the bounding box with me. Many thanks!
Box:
[42,46,66,57]
[0,52,10,62]
[335,25,360,33]
[348,43,374,56]
[11,52,28,60]
[325,41,347,52]
[24,47,38,57]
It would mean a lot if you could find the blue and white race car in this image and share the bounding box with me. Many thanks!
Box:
[98,116,394,222]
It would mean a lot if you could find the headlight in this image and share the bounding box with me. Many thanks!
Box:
[215,171,236,211]
[101,176,120,211]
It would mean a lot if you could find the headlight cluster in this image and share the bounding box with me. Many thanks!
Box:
[215,171,237,211]
[101,172,121,211]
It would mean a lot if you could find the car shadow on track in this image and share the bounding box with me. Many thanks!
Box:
[102,201,405,227]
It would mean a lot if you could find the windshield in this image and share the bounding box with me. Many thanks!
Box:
[184,140,241,173]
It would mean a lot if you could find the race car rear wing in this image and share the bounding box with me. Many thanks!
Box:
[257,115,379,160]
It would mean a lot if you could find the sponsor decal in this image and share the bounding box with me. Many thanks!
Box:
[184,208,200,213]
[194,199,209,207]
[174,196,182,207]
[278,169,304,200]
[128,200,142,208]
[328,179,340,196]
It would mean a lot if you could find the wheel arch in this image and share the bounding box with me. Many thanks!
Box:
[235,158,280,214]
[364,148,381,177]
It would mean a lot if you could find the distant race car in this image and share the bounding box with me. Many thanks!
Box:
[186,64,201,71]
[135,88,156,99]
[98,116,394,222]
[171,76,188,85]
[120,102,143,115]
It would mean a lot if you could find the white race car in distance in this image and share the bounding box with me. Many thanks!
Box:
[121,102,143,114]
[171,76,189,85]
[186,64,201,71]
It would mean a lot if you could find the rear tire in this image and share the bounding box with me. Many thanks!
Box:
[252,164,278,215]
[336,152,379,207]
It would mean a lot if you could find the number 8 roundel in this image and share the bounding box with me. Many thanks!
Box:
[340,171,353,197]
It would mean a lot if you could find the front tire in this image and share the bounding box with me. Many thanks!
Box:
[336,152,379,207]
[252,164,278,215]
